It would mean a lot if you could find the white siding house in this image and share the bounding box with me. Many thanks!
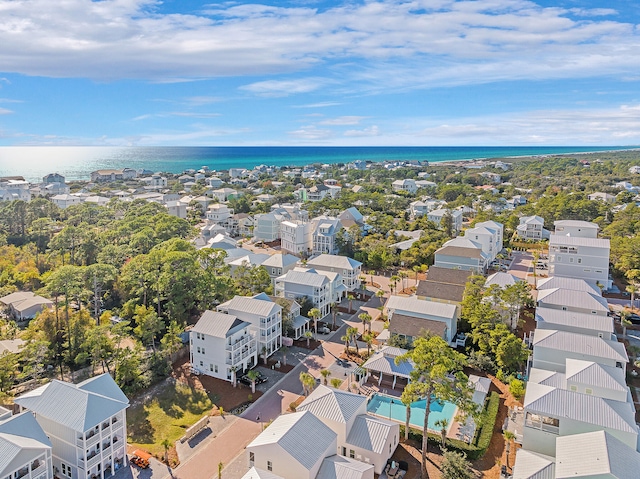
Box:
[311,217,343,255]
[280,221,312,256]
[548,234,611,289]
[306,254,363,292]
[14,374,129,479]
[190,311,257,380]
[516,216,547,241]
[385,295,458,343]
[275,270,331,317]
[427,209,462,232]
[0,411,53,479]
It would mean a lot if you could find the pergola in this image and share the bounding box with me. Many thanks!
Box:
[361,346,413,389]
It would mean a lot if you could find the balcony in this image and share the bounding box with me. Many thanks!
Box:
[15,466,29,479]
[77,428,101,448]
[525,413,559,434]
[31,463,47,479]
[226,335,251,352]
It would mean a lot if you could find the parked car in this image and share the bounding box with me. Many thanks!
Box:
[628,313,640,324]
[239,370,268,386]
[318,326,331,334]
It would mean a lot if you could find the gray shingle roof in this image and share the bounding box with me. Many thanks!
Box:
[346,415,395,454]
[14,374,128,433]
[248,411,336,471]
[424,266,472,285]
[297,385,366,424]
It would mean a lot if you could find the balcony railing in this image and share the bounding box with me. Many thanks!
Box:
[525,416,559,434]
[226,335,251,352]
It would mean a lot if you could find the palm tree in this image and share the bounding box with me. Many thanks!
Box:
[347,294,355,313]
[358,312,372,333]
[330,302,338,328]
[347,326,359,353]
[621,310,632,338]
[280,345,289,366]
[261,346,268,365]
[303,330,313,348]
[375,289,385,302]
[503,430,516,470]
[369,270,376,286]
[390,275,400,294]
[309,308,321,339]
[627,284,638,311]
[246,369,259,394]
[341,334,350,353]
[362,333,374,356]
[230,365,238,388]
[218,461,224,479]
[299,372,315,396]
[400,388,417,441]
[399,270,408,291]
[330,378,343,388]
[320,369,331,385]
[161,438,171,464]
[413,264,421,282]
[435,418,449,449]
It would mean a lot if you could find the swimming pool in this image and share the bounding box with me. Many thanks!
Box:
[367,393,457,431]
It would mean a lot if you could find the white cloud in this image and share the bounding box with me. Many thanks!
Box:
[293,101,342,108]
[132,111,220,120]
[240,78,329,97]
[344,125,381,137]
[0,107,13,115]
[319,116,367,125]
[0,0,636,93]
[287,125,333,140]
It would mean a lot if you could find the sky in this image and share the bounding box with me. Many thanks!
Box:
[1,0,640,147]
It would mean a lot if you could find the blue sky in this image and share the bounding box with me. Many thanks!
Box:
[1,0,639,146]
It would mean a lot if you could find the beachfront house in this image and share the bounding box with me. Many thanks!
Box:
[14,373,129,479]
[296,385,399,475]
[190,310,257,380]
[217,295,282,360]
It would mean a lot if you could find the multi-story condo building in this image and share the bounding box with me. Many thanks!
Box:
[0,410,53,479]
[311,217,343,255]
[464,220,503,263]
[516,215,547,241]
[280,221,312,256]
[190,310,257,380]
[14,374,129,479]
[275,269,331,317]
[549,232,611,289]
[306,254,363,292]
[217,295,282,359]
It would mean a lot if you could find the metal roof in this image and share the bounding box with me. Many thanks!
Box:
[535,307,613,333]
[435,245,484,260]
[307,254,363,271]
[240,467,285,479]
[536,288,609,312]
[248,411,336,471]
[512,449,555,479]
[565,359,627,393]
[485,272,520,289]
[533,329,628,363]
[0,412,52,476]
[192,311,247,338]
[362,348,414,378]
[0,291,34,305]
[316,455,374,479]
[549,233,610,248]
[77,373,130,405]
[14,374,128,433]
[555,430,640,479]
[536,277,601,296]
[528,368,566,389]
[554,220,598,229]
[277,270,329,288]
[524,383,637,434]
[385,295,457,320]
[220,296,281,318]
[346,415,395,454]
[297,385,366,424]
[261,254,299,268]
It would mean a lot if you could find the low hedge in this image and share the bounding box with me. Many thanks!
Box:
[399,391,500,461]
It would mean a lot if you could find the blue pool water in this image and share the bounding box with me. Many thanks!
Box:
[367,394,457,431]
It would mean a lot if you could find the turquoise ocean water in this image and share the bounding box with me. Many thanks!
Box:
[0,145,636,182]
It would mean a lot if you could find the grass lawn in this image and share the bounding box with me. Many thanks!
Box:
[127,381,217,457]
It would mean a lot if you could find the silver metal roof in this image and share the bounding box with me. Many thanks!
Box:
[261,253,299,268]
[220,295,281,317]
[549,233,610,248]
[533,329,628,363]
[0,412,52,476]
[297,385,366,424]
[537,276,601,295]
[316,455,374,479]
[385,295,456,320]
[555,430,640,479]
[240,467,285,479]
[346,415,395,454]
[307,254,363,271]
[512,449,555,479]
[536,288,609,312]
[192,311,247,338]
[277,270,329,288]
[524,383,637,434]
[14,373,128,433]
[362,348,414,378]
[248,411,336,471]
[535,307,613,333]
[565,359,627,393]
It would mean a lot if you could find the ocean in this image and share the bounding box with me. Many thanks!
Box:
[0,145,636,182]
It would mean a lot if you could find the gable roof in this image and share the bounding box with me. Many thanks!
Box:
[0,291,34,306]
[261,253,299,269]
[485,272,520,289]
[307,254,362,271]
[362,347,413,378]
[424,266,472,285]
[219,296,281,317]
[0,412,52,476]
[248,411,336,471]
[316,455,374,479]
[524,383,637,434]
[385,295,457,320]
[513,449,555,479]
[550,233,610,248]
[77,373,130,405]
[435,245,483,260]
[555,430,640,479]
[533,329,628,363]
[535,307,613,334]
[565,359,627,392]
[536,276,601,296]
[536,288,609,313]
[14,373,128,432]
[192,311,248,338]
[346,415,395,454]
[297,385,366,423]
[389,313,448,339]
[240,467,285,479]
[277,269,329,288]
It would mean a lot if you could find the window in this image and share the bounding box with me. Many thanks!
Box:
[249,452,254,466]
[577,258,582,264]
[215,365,218,373]
[585,388,593,395]
[197,347,201,354]
[569,385,577,392]
[267,461,273,471]
[202,348,205,354]
[341,447,347,456]
[61,463,71,478]
[349,449,355,459]
[200,361,203,367]
[210,364,214,372]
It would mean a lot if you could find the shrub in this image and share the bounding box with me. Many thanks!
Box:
[509,379,525,400]
[441,450,474,479]
[467,351,496,373]
[289,402,297,412]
